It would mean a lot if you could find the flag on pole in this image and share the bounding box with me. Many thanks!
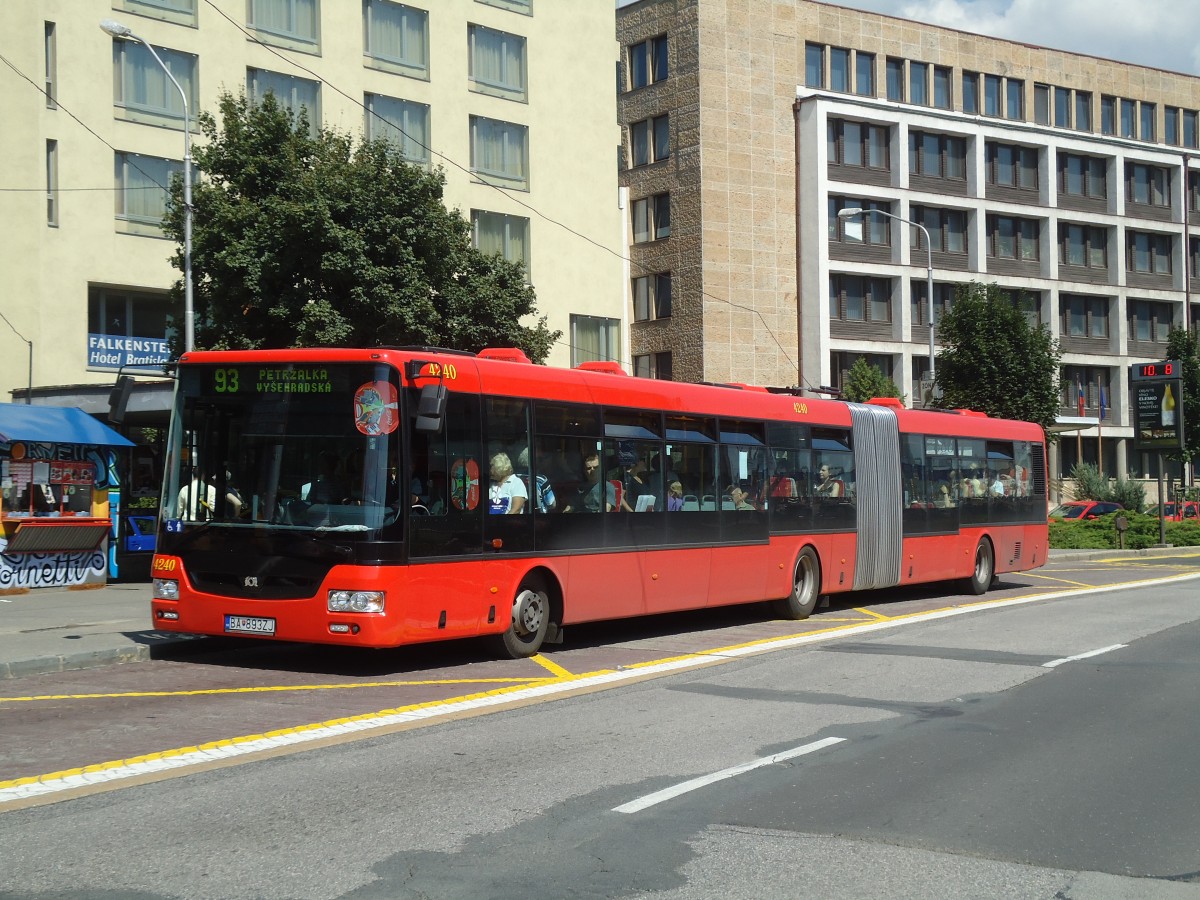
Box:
[1076,377,1085,417]
[1099,384,1107,421]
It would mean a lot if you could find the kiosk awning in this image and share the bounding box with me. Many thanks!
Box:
[0,404,135,447]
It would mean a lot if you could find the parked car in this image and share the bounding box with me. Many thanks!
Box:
[1048,500,1124,521]
[1146,501,1200,521]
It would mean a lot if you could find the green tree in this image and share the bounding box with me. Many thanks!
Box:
[1163,327,1200,467]
[163,91,558,360]
[934,282,1062,430]
[841,357,904,403]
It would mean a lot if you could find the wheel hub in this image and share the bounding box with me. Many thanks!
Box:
[512,589,545,636]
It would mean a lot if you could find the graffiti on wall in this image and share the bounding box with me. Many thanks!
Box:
[0,544,107,589]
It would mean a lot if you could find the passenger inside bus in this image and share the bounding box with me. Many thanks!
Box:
[666,480,684,511]
[487,452,527,514]
[814,464,843,498]
[561,453,615,513]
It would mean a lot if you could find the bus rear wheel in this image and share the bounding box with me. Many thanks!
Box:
[965,538,995,595]
[495,576,551,659]
[772,546,821,620]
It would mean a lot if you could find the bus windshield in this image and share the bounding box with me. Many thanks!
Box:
[162,362,403,538]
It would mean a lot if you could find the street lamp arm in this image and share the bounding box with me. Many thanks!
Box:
[97,20,194,353]
[835,205,938,389]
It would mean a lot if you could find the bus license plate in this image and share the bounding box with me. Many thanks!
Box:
[224,615,276,636]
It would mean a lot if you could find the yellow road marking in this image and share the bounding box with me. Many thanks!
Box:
[0,677,545,705]
[854,607,893,621]
[1021,572,1093,588]
[529,654,575,678]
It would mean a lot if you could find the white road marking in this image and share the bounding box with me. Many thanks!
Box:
[612,736,847,814]
[1042,643,1127,668]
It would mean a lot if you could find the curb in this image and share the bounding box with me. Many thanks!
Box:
[0,634,213,682]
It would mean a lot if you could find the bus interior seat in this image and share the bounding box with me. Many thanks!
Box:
[681,495,699,511]
[701,495,716,511]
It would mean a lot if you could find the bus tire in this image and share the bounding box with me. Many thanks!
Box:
[495,575,551,659]
[772,546,821,620]
[965,538,994,595]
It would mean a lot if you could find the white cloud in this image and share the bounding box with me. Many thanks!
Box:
[821,0,1200,75]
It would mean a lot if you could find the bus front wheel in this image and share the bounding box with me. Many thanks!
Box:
[965,538,995,595]
[496,576,551,658]
[772,546,821,620]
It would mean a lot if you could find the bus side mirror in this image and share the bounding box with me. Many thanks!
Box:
[108,375,134,425]
[414,384,447,433]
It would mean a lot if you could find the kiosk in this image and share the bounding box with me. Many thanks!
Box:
[0,403,134,591]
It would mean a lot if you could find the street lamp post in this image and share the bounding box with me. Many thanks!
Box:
[837,206,935,394]
[99,19,194,353]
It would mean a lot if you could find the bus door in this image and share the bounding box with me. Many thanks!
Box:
[848,403,902,590]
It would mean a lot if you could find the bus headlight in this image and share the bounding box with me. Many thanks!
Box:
[328,590,385,613]
[154,579,180,601]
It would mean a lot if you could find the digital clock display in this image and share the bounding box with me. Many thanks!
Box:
[1130,360,1181,381]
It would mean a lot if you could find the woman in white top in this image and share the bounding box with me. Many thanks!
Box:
[488,452,527,514]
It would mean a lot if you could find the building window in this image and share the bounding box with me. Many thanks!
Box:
[1140,102,1157,141]
[1130,300,1173,342]
[886,57,904,101]
[986,143,1038,190]
[932,66,951,110]
[1101,95,1116,135]
[828,197,890,246]
[911,206,967,254]
[832,351,893,392]
[634,352,672,380]
[628,34,667,89]
[909,61,928,106]
[1061,365,1111,412]
[1166,106,1180,145]
[476,0,532,13]
[1059,153,1107,199]
[248,0,319,48]
[1185,110,1199,148]
[571,315,619,367]
[1053,86,1070,127]
[1075,91,1092,131]
[1006,79,1024,119]
[469,24,527,101]
[472,210,529,272]
[1127,232,1172,275]
[247,69,320,132]
[365,94,430,166]
[828,119,889,169]
[1034,83,1050,125]
[364,1,428,77]
[124,0,198,19]
[909,131,966,180]
[1061,295,1109,338]
[984,74,1001,117]
[830,47,850,92]
[829,275,891,322]
[1190,172,1200,214]
[987,215,1039,260]
[1059,223,1108,269]
[470,115,529,189]
[1127,163,1169,207]
[630,114,669,167]
[805,43,824,88]
[633,273,671,321]
[111,40,197,126]
[44,21,57,109]
[910,280,953,327]
[962,71,978,114]
[1120,98,1136,139]
[632,192,670,243]
[87,287,178,369]
[114,151,181,227]
[854,51,874,96]
[46,140,58,227]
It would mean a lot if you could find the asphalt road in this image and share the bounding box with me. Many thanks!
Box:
[1,561,1198,899]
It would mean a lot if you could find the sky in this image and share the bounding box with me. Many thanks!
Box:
[816,0,1200,76]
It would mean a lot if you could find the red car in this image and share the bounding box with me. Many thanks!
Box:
[1048,500,1124,521]
[1147,501,1200,521]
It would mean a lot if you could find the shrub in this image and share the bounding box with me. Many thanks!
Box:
[1107,476,1146,514]
[1068,462,1107,501]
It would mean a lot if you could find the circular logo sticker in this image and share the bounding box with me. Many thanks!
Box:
[353,381,399,435]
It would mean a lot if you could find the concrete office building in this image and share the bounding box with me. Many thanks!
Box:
[0,0,626,415]
[617,0,1200,480]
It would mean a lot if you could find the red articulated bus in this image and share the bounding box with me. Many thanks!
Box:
[151,346,1048,657]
